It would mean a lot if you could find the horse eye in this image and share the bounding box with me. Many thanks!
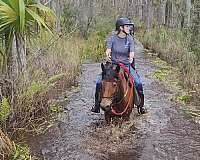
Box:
[113,82,117,87]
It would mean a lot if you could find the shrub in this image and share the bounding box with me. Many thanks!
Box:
[81,17,114,61]
[0,97,10,122]
[138,27,200,104]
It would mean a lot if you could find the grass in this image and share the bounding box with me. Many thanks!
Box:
[0,129,13,159]
[81,17,115,62]
[183,109,200,124]
[178,94,191,104]
[150,58,171,81]
[0,30,84,158]
[11,144,31,160]
[0,97,10,122]
[138,27,200,103]
[139,27,200,125]
[152,69,169,81]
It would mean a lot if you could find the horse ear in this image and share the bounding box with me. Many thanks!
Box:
[101,63,105,72]
[116,64,120,73]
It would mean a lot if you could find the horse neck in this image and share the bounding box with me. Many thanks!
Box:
[118,72,128,98]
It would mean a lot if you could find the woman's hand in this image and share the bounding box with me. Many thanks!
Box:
[129,52,134,63]
[106,49,111,61]
[129,58,133,63]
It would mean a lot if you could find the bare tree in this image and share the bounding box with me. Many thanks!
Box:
[190,0,200,60]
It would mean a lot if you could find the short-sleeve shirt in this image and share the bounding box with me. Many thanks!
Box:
[106,34,135,64]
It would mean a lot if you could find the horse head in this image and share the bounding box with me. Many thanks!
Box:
[100,62,131,113]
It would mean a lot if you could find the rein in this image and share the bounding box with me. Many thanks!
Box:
[101,63,134,116]
[111,73,133,116]
[112,80,128,105]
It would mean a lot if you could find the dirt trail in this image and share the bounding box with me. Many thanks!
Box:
[31,41,200,160]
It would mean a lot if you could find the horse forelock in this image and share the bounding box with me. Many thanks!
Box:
[102,64,117,80]
[100,63,134,117]
[102,63,128,82]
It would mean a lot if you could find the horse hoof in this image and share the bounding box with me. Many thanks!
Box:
[140,107,147,114]
[137,107,147,115]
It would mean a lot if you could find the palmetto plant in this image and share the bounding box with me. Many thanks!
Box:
[0,0,55,77]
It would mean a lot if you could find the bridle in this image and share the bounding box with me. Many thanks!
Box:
[101,72,133,116]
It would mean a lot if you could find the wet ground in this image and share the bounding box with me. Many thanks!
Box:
[30,41,200,160]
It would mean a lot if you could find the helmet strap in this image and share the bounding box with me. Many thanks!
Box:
[117,26,128,36]
[122,26,128,35]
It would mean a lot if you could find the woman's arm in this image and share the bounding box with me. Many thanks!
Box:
[106,36,113,60]
[129,36,135,63]
[106,48,111,59]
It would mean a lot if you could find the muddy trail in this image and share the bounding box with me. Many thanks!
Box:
[30,42,200,160]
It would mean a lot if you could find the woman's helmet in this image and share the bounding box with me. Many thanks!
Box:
[115,17,134,31]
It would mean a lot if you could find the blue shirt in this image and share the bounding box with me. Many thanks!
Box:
[106,34,135,64]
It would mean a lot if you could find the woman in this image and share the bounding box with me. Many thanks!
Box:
[91,17,146,114]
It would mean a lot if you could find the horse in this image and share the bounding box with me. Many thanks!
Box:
[99,62,134,124]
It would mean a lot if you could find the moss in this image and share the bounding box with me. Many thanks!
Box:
[152,69,169,81]
[0,97,10,121]
[22,82,47,98]
[154,58,168,66]
[48,73,65,84]
[50,104,63,113]
[178,94,191,103]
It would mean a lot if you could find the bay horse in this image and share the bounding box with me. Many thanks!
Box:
[100,62,134,124]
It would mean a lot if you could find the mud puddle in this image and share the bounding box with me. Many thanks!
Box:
[29,41,200,160]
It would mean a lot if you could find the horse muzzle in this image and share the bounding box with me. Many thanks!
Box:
[100,99,112,112]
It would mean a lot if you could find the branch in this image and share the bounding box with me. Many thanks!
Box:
[0,48,5,57]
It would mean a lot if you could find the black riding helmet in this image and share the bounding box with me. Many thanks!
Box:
[115,17,134,31]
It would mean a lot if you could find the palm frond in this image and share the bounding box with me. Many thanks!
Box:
[19,0,25,32]
[9,0,19,13]
[26,7,52,34]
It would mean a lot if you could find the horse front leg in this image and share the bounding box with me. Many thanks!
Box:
[105,112,111,125]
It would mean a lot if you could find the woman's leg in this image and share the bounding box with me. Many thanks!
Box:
[91,75,102,113]
[128,65,143,94]
[128,65,146,114]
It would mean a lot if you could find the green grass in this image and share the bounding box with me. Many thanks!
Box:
[48,73,65,84]
[183,109,200,124]
[138,27,200,94]
[152,69,170,81]
[178,94,191,104]
[0,97,10,122]
[11,144,31,160]
[81,17,115,62]
[50,104,63,114]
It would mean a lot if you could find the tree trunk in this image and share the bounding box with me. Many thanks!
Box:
[190,0,200,60]
[15,33,27,74]
[146,0,153,31]
[159,0,167,27]
[50,0,62,32]
[138,0,143,21]
[186,0,192,27]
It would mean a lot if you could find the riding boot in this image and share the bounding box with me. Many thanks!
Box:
[91,101,100,113]
[137,93,146,114]
[91,89,100,113]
